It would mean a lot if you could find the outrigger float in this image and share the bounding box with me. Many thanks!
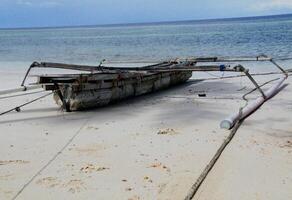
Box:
[20,56,281,111]
[1,55,288,129]
[20,59,231,111]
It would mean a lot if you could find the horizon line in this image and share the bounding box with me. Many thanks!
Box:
[1,12,292,30]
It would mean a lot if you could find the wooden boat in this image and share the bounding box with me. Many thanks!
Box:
[31,61,194,111]
[19,55,282,112]
[0,55,286,117]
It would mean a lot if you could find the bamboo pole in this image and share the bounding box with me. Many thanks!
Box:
[0,85,42,96]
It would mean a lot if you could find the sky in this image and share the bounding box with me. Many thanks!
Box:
[0,0,292,28]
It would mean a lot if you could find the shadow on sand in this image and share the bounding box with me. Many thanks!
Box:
[0,79,238,125]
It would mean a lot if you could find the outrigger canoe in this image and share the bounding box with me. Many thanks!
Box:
[26,61,197,111]
[42,67,191,111]
[19,55,286,113]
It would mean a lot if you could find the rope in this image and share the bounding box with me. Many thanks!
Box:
[184,73,285,199]
[0,90,93,199]
[0,90,46,100]
[0,92,53,116]
[201,70,292,81]
[242,78,280,103]
[184,120,243,200]
[11,116,91,200]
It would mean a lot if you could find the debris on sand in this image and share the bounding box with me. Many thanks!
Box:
[157,128,178,135]
[0,160,29,165]
[63,179,86,193]
[36,177,61,188]
[80,164,109,173]
[149,162,170,172]
[125,187,133,191]
[86,126,99,130]
[280,140,292,148]
[36,177,87,193]
[143,176,153,183]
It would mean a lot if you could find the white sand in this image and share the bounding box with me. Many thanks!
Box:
[193,75,292,200]
[0,67,291,200]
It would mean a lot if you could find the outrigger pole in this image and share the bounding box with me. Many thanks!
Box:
[19,55,282,104]
[220,56,288,129]
[1,55,287,120]
[20,55,285,85]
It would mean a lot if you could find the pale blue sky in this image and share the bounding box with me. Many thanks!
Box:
[1,0,292,28]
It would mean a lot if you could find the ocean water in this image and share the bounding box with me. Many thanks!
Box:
[0,14,292,66]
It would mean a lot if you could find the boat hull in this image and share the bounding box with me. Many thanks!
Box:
[53,71,192,111]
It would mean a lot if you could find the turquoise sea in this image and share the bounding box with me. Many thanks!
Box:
[0,14,292,66]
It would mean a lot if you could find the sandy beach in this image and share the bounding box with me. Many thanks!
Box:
[1,0,292,199]
[0,66,291,200]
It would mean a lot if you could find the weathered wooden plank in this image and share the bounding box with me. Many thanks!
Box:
[50,71,192,111]
[38,76,77,84]
[40,62,97,72]
[43,84,58,91]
